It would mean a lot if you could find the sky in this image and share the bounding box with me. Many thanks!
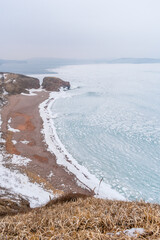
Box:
[1,0,160,60]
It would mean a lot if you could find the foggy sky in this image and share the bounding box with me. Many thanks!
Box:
[1,0,160,60]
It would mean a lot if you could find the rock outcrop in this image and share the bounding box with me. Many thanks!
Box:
[42,77,70,92]
[0,73,40,95]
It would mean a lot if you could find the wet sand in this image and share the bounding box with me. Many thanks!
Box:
[1,91,93,195]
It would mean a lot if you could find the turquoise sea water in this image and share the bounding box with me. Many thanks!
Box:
[50,64,160,203]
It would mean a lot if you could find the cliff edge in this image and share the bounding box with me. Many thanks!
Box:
[42,77,70,91]
[0,73,40,95]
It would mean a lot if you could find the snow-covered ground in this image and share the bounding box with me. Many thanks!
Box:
[0,161,54,208]
[0,94,57,208]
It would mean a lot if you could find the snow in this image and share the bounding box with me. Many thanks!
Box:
[8,118,12,124]
[3,87,8,95]
[29,88,44,93]
[0,138,6,143]
[8,119,20,133]
[116,228,145,237]
[39,92,125,201]
[124,228,144,237]
[0,149,55,207]
[3,73,8,79]
[48,171,54,178]
[21,92,37,96]
[21,88,45,96]
[10,154,31,166]
[0,163,54,207]
[8,125,20,132]
[20,140,30,144]
[12,140,17,145]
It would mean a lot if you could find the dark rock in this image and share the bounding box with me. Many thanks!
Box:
[42,77,70,92]
[0,73,40,95]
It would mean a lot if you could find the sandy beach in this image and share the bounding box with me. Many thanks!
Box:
[1,91,93,198]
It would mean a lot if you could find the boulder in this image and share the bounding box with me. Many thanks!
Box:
[42,77,70,92]
[0,73,40,95]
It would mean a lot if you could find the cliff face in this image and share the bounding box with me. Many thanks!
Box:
[0,73,70,95]
[0,73,40,95]
[42,77,70,92]
[0,72,71,106]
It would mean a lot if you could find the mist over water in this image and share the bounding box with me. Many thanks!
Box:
[50,64,160,203]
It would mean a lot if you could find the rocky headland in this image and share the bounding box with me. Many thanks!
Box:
[0,73,70,96]
[42,76,70,91]
[0,73,40,95]
[0,73,71,106]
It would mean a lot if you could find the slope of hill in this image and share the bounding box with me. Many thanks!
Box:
[0,194,160,239]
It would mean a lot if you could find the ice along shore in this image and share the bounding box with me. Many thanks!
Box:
[0,72,124,207]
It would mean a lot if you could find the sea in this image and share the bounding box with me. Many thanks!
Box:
[48,63,160,203]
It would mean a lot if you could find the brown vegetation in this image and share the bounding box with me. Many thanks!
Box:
[0,198,30,217]
[0,194,160,239]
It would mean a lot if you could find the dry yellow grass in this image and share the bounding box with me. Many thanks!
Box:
[0,194,160,239]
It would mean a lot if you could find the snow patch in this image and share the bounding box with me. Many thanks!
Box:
[21,92,37,96]
[20,140,30,144]
[3,73,8,79]
[3,87,8,95]
[116,228,145,237]
[12,140,17,145]
[8,118,12,124]
[8,124,20,132]
[0,163,54,207]
[124,228,144,237]
[10,154,30,166]
[21,88,45,96]
[48,171,54,179]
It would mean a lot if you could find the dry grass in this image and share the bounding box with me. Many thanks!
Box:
[0,198,30,217]
[0,193,160,239]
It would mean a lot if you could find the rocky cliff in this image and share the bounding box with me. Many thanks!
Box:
[0,73,71,106]
[42,77,70,91]
[0,73,40,95]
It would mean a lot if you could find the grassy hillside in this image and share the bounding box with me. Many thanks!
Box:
[0,193,160,239]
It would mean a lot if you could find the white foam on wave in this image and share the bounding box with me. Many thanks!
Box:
[39,90,125,201]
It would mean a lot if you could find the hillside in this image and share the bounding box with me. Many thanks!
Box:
[0,194,160,239]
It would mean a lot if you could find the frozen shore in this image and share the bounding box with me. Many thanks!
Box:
[0,89,94,207]
[39,90,125,201]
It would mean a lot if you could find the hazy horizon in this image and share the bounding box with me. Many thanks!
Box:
[1,0,160,60]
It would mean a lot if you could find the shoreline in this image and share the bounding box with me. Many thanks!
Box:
[39,90,125,201]
[0,87,125,207]
[0,90,93,207]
